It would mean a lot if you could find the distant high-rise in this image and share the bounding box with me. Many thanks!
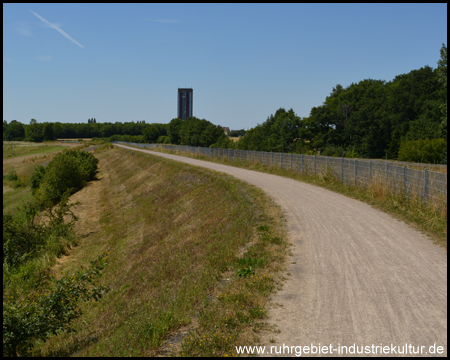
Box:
[177,88,193,120]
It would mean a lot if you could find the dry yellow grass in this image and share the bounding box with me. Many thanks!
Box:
[34,146,288,357]
[228,136,240,142]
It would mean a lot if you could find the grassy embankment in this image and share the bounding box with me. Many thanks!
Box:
[140,145,447,249]
[3,143,65,159]
[29,145,288,356]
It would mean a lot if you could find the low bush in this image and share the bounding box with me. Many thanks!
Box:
[321,146,346,157]
[398,138,447,164]
[3,252,110,357]
[3,211,46,269]
[3,168,18,181]
[30,165,46,195]
[32,149,98,205]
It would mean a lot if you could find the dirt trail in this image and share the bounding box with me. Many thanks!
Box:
[116,144,447,356]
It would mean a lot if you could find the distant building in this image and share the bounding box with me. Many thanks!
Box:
[177,88,193,120]
[222,127,230,135]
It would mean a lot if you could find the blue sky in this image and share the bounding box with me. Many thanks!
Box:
[3,3,447,130]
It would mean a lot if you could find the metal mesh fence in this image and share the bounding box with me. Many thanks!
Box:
[113,142,447,206]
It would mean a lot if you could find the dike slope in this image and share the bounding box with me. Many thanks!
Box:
[115,144,447,356]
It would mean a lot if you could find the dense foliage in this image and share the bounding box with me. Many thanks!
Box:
[3,149,106,356]
[294,44,447,160]
[32,149,99,205]
[3,252,109,357]
[3,119,168,143]
[229,44,446,161]
[235,108,303,153]
[167,116,225,147]
[398,138,447,164]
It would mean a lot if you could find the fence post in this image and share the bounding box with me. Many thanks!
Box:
[341,157,344,184]
[369,160,373,180]
[424,168,429,204]
[280,153,283,169]
[403,166,407,194]
[271,152,274,166]
[354,159,358,186]
[385,163,389,190]
[290,153,293,170]
[301,154,304,174]
[314,155,317,175]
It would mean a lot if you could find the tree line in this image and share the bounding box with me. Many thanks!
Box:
[234,44,447,161]
[3,44,446,162]
[3,119,157,142]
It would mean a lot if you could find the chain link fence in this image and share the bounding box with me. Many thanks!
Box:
[113,142,447,207]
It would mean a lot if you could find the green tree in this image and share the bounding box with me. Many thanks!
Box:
[436,43,447,140]
[26,119,45,142]
[143,124,160,142]
[4,120,25,141]
[167,118,183,144]
[238,108,303,153]
[386,66,441,157]
[43,123,54,141]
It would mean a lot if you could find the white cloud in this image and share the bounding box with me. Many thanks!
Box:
[14,21,32,36]
[143,18,181,23]
[36,55,52,61]
[29,10,84,48]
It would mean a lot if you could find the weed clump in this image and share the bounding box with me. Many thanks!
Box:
[3,168,18,181]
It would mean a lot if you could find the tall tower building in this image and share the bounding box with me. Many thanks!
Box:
[177,88,193,120]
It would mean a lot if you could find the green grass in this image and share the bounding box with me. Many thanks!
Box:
[31,146,288,357]
[143,145,447,249]
[2,185,33,213]
[3,145,67,159]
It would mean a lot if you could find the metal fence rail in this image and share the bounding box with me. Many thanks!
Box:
[113,142,447,206]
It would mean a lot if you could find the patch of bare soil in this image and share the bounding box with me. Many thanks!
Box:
[52,166,106,274]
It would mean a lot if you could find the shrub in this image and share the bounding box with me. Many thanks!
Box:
[398,138,447,164]
[321,146,346,157]
[210,134,236,149]
[3,204,46,268]
[157,135,170,144]
[3,168,18,181]
[68,150,99,181]
[3,252,110,357]
[36,154,84,205]
[30,166,46,195]
[345,146,360,158]
[34,150,98,205]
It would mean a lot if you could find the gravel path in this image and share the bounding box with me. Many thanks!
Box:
[116,144,447,356]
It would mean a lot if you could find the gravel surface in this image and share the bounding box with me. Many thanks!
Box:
[116,144,447,356]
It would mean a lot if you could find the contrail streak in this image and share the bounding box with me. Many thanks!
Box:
[29,10,84,48]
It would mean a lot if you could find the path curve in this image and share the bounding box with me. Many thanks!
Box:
[116,144,447,356]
